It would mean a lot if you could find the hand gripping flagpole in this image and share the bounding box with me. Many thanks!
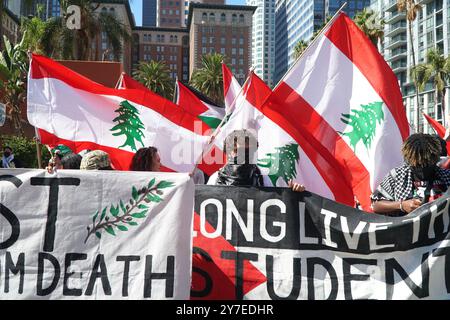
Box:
[27,51,43,169]
[190,66,255,176]
[272,2,347,91]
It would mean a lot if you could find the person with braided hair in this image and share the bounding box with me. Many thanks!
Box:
[130,147,161,172]
[371,133,450,216]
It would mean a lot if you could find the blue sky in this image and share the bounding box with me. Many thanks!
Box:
[130,0,246,26]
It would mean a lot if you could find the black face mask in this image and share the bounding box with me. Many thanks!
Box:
[3,151,11,158]
[411,165,437,181]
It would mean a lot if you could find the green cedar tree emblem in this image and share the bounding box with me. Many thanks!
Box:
[339,101,384,151]
[84,179,175,243]
[258,143,300,186]
[110,100,145,151]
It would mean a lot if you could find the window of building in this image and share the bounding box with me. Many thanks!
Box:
[232,14,237,23]
[202,12,207,21]
[239,59,244,65]
[239,14,245,23]
[239,48,244,55]
[232,48,236,55]
[221,13,226,22]
[202,36,207,44]
[202,47,207,54]
[221,37,226,45]
[210,37,215,44]
[232,58,236,65]
[232,37,236,45]
[209,13,215,22]
[221,48,226,54]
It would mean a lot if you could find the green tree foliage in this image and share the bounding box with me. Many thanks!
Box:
[0,35,29,134]
[258,143,300,186]
[353,9,385,47]
[340,102,385,151]
[293,40,309,59]
[412,48,450,126]
[1,135,51,168]
[133,60,174,100]
[190,53,225,106]
[110,100,145,152]
[35,0,130,61]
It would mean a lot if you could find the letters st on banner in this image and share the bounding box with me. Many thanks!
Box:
[0,169,194,300]
[192,186,450,300]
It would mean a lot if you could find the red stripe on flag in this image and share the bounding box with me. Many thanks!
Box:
[39,129,223,175]
[422,113,450,155]
[267,83,373,211]
[245,73,357,207]
[31,54,209,135]
[119,73,151,92]
[177,80,208,115]
[222,63,232,97]
[324,13,409,140]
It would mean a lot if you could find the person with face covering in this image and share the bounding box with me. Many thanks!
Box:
[371,133,450,216]
[207,129,305,192]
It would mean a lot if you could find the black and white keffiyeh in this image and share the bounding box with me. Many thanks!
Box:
[371,164,450,202]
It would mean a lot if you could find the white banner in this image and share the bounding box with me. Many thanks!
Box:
[0,169,194,300]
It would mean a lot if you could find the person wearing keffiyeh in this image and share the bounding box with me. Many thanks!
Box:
[371,133,450,216]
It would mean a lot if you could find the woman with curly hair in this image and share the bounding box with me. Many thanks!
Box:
[371,133,450,216]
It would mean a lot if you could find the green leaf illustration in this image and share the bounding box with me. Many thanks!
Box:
[92,210,99,224]
[100,207,107,222]
[258,143,300,186]
[157,181,175,189]
[132,211,147,219]
[132,186,138,201]
[110,205,119,217]
[85,180,176,243]
[105,226,116,236]
[120,200,126,213]
[110,100,146,152]
[339,101,384,151]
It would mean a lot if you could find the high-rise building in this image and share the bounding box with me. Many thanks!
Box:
[274,0,372,83]
[247,0,276,87]
[20,0,61,19]
[187,3,256,83]
[374,0,450,133]
[1,5,20,50]
[143,0,157,26]
[132,27,190,81]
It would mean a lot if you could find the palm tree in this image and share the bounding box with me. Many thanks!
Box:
[190,53,225,105]
[0,35,29,134]
[293,40,309,59]
[353,8,385,48]
[412,48,450,126]
[397,0,422,131]
[133,60,174,100]
[20,15,47,54]
[37,0,130,61]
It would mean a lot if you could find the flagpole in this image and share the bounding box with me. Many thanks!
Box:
[27,51,43,169]
[115,72,125,89]
[173,76,178,104]
[190,66,255,175]
[272,2,347,91]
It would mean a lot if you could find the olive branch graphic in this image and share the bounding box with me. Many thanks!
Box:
[84,178,175,243]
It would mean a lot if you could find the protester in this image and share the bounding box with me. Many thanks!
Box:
[207,129,305,191]
[61,153,82,169]
[80,150,114,170]
[1,146,21,168]
[435,135,450,169]
[130,147,161,171]
[371,133,450,216]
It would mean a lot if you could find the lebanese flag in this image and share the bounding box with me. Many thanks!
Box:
[27,54,222,175]
[269,13,410,211]
[222,63,242,114]
[175,80,225,129]
[423,112,450,155]
[214,71,354,205]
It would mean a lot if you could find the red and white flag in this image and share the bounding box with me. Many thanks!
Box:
[212,71,355,205]
[222,63,243,114]
[423,112,450,155]
[269,13,410,211]
[27,54,221,174]
[175,80,225,129]
[116,72,149,91]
